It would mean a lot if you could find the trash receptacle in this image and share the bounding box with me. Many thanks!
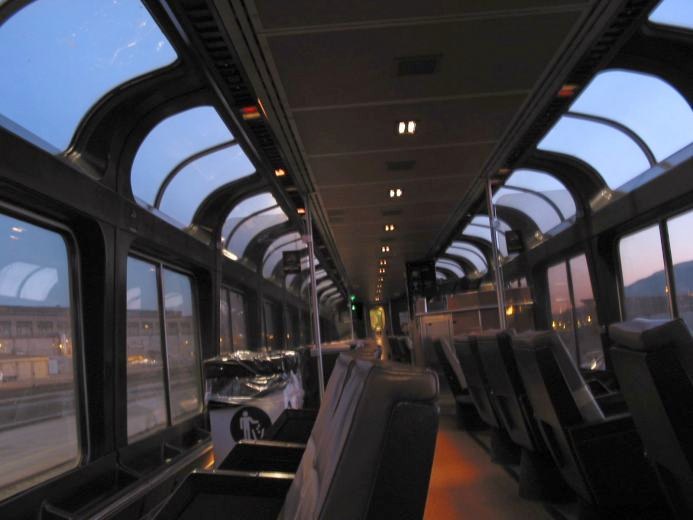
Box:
[205,350,305,466]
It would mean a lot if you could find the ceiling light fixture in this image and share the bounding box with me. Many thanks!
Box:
[274,168,286,177]
[381,245,390,253]
[297,207,306,215]
[397,120,416,135]
[384,224,396,232]
[388,188,403,198]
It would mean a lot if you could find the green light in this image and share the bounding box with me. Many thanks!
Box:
[351,304,356,311]
[350,294,356,302]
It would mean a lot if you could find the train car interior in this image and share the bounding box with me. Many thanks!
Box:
[1,0,693,518]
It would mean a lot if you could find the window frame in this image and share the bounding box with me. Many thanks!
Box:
[546,252,603,368]
[616,220,677,322]
[0,0,181,157]
[126,251,204,441]
[0,200,88,493]
[219,284,248,353]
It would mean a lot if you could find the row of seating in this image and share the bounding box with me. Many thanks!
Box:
[387,335,413,364]
[433,324,683,518]
[156,353,439,519]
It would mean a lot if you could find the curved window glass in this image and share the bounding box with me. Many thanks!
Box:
[649,0,693,30]
[0,0,177,152]
[539,116,650,190]
[326,293,343,306]
[132,106,255,229]
[461,215,510,257]
[320,287,339,302]
[222,193,288,260]
[285,273,298,288]
[262,233,303,279]
[435,259,465,278]
[316,279,334,294]
[503,169,576,222]
[159,145,255,227]
[446,241,488,272]
[494,188,561,233]
[570,70,693,163]
[301,267,326,293]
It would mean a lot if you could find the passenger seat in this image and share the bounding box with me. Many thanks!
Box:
[513,330,666,517]
[610,318,693,519]
[156,355,439,519]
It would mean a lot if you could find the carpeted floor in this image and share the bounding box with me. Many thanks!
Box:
[424,415,552,520]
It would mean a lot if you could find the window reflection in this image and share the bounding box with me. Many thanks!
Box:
[619,225,671,320]
[219,287,232,354]
[162,269,202,422]
[569,255,602,370]
[667,211,693,330]
[547,261,576,359]
[435,259,465,278]
[229,290,248,350]
[126,257,167,441]
[0,213,78,500]
[263,300,281,350]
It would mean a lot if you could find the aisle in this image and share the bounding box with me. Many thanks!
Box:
[424,415,552,520]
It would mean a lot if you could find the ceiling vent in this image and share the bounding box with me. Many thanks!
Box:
[396,55,440,76]
[386,160,416,171]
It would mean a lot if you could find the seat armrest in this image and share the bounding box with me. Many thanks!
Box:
[219,440,305,472]
[594,391,628,416]
[264,408,318,443]
[566,414,661,506]
[155,469,293,519]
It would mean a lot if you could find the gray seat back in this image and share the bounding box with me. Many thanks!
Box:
[280,357,439,520]
[476,330,539,450]
[610,318,693,516]
[454,335,499,428]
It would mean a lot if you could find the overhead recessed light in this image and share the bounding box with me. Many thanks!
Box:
[381,245,390,253]
[297,207,306,215]
[388,188,403,198]
[384,224,396,232]
[274,168,286,177]
[396,120,416,135]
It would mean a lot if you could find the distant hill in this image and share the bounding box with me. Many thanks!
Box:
[625,259,693,296]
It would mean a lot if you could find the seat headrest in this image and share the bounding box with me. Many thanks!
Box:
[609,318,691,352]
[515,329,604,422]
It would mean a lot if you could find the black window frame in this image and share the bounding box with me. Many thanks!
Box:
[546,252,603,368]
[219,284,248,353]
[125,252,204,440]
[0,201,88,496]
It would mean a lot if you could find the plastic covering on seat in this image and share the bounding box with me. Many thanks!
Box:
[204,350,303,405]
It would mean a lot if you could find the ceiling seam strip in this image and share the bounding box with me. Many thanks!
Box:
[258,4,588,37]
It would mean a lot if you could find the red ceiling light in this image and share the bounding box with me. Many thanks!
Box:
[557,84,579,99]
